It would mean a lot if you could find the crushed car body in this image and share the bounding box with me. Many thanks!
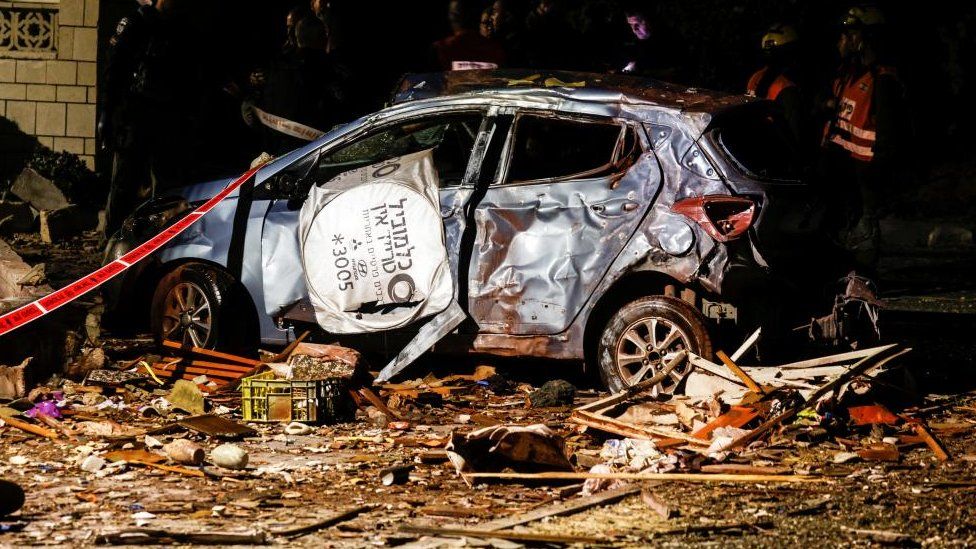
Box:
[103,69,840,391]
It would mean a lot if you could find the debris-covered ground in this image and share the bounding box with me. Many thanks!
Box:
[1,231,975,548]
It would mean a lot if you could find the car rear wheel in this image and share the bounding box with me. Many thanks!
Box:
[150,264,254,353]
[597,296,712,394]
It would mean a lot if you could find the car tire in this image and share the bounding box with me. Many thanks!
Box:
[150,264,255,353]
[597,295,713,393]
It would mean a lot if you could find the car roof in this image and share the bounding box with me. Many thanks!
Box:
[392,69,751,114]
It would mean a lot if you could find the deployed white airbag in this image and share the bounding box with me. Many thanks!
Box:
[299,149,454,333]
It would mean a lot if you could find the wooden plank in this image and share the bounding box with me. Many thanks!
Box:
[687,353,744,384]
[399,525,604,545]
[654,520,773,536]
[729,347,909,450]
[162,340,262,366]
[135,460,206,477]
[148,368,230,385]
[857,444,900,462]
[97,529,267,545]
[575,350,689,413]
[463,471,826,484]
[692,406,759,440]
[187,360,257,374]
[150,363,242,380]
[477,485,640,531]
[654,438,687,450]
[699,464,792,475]
[571,410,709,446]
[1,415,58,439]
[716,350,764,394]
[271,505,372,539]
[358,387,404,421]
[912,421,950,461]
[770,344,896,370]
[268,330,311,363]
[35,414,77,440]
[730,328,761,362]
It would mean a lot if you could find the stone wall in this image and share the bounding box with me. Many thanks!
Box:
[0,0,98,170]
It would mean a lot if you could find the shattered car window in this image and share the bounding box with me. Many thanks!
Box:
[712,106,803,182]
[505,115,623,184]
[312,113,484,187]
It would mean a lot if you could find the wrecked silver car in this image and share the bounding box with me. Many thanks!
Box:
[103,69,836,391]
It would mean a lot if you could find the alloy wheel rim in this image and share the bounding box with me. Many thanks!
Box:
[160,281,212,348]
[614,316,691,392]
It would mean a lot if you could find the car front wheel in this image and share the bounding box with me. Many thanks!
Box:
[150,264,254,353]
[597,295,712,394]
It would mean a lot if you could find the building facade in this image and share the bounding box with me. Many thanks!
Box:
[0,0,98,170]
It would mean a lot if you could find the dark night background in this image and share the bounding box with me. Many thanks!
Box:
[87,0,975,216]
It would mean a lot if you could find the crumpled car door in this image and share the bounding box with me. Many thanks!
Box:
[468,112,661,335]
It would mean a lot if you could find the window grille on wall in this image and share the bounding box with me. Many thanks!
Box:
[0,5,58,58]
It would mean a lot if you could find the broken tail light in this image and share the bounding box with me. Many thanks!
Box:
[671,195,756,242]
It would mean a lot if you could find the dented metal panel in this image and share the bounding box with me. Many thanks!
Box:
[468,120,661,335]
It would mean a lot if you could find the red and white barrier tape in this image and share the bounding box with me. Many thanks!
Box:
[253,107,324,141]
[0,166,260,337]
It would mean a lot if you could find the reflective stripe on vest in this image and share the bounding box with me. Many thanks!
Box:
[824,66,894,162]
[746,67,796,101]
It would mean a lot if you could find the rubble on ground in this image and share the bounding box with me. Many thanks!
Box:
[1,321,976,547]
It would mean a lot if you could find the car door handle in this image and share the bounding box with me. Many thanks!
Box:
[590,199,640,217]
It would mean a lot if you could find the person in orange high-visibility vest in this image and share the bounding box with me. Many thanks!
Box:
[819,5,908,272]
[747,23,808,146]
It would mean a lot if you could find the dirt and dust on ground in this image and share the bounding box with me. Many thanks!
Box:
[0,217,975,548]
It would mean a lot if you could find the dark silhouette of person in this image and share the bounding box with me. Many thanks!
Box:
[101,0,159,237]
[129,0,198,192]
[618,4,688,82]
[258,17,348,155]
[819,5,909,271]
[432,0,506,70]
[746,23,810,147]
[486,0,529,67]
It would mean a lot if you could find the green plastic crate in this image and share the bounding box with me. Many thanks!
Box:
[241,371,354,424]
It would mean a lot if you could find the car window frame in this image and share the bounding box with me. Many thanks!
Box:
[261,105,492,200]
[493,111,641,188]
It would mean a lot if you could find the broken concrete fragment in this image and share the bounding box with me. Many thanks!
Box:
[0,240,52,298]
[80,455,106,473]
[65,347,106,378]
[365,406,391,429]
[211,443,248,470]
[10,167,70,212]
[0,358,28,399]
[163,439,205,465]
[15,262,45,287]
[529,379,576,408]
[39,205,99,243]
